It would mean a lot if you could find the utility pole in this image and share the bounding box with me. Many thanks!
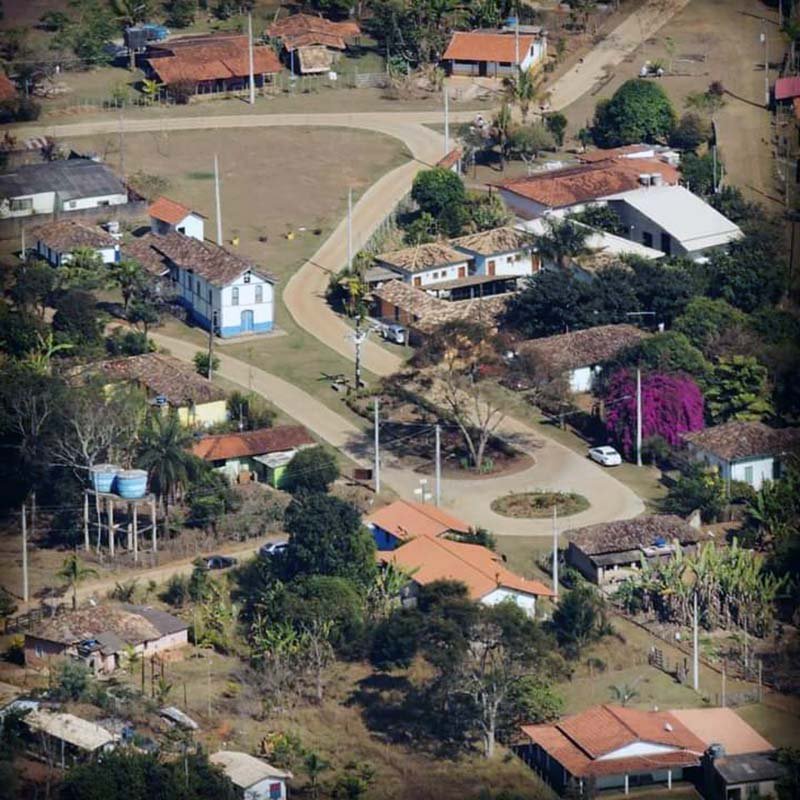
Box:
[21,502,29,603]
[347,187,353,271]
[435,424,441,507]
[118,107,126,178]
[247,12,256,105]
[515,13,520,75]
[761,29,770,107]
[373,398,381,494]
[692,591,699,692]
[444,87,450,157]
[552,503,559,600]
[214,154,223,246]
[20,226,26,262]
[207,311,216,380]
[721,660,727,707]
[636,367,643,467]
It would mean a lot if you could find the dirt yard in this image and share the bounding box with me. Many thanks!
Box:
[558,0,782,205]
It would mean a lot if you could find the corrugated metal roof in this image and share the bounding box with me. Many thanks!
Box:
[0,159,126,201]
[210,751,292,788]
[27,711,115,751]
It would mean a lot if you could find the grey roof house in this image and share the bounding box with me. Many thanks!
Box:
[0,159,129,219]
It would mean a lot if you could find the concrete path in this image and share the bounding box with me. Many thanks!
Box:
[548,0,694,111]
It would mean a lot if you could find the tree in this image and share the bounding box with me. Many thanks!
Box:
[402,211,437,245]
[54,659,91,700]
[626,256,697,327]
[283,494,376,587]
[186,469,235,535]
[463,191,511,233]
[680,151,716,196]
[545,112,568,147]
[193,351,219,378]
[167,0,197,27]
[52,290,103,352]
[110,259,146,315]
[705,356,773,424]
[674,297,748,354]
[609,331,710,382]
[370,608,424,670]
[668,112,710,151]
[0,302,44,359]
[604,370,705,458]
[56,554,98,610]
[663,463,725,522]
[507,123,555,160]
[284,445,339,494]
[0,587,17,630]
[503,67,544,121]
[411,167,466,218]
[303,752,330,800]
[11,261,55,318]
[226,391,276,431]
[776,748,800,800]
[536,218,591,272]
[491,102,513,167]
[56,247,108,291]
[592,79,676,147]
[551,584,607,658]
[136,411,193,518]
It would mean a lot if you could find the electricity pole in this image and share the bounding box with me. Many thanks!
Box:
[247,12,256,105]
[214,154,223,246]
[636,366,643,467]
[761,29,769,107]
[552,503,559,600]
[347,187,353,271]
[692,592,699,692]
[435,424,441,506]
[515,13,520,75]
[373,398,381,494]
[21,502,29,603]
[207,310,217,380]
[444,87,450,157]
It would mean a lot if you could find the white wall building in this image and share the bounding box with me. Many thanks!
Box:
[148,195,205,241]
[32,219,120,266]
[451,225,539,278]
[376,241,474,287]
[210,751,292,800]
[443,30,547,78]
[0,159,128,219]
[151,233,277,338]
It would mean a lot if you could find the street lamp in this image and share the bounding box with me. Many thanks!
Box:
[760,29,770,107]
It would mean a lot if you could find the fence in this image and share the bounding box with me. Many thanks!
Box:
[5,603,68,635]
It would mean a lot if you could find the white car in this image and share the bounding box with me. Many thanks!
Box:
[588,446,623,467]
[259,541,288,558]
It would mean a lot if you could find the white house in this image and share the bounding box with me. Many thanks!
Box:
[450,226,538,278]
[602,184,742,259]
[210,751,292,800]
[375,241,474,288]
[148,195,205,241]
[0,159,129,219]
[379,534,554,616]
[149,233,277,338]
[683,421,800,490]
[32,219,120,266]
[442,29,546,78]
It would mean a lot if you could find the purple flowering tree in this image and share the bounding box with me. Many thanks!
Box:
[604,370,705,459]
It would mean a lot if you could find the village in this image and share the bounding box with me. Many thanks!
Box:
[0,0,798,798]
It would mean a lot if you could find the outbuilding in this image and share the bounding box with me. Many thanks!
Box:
[25,710,116,767]
[32,219,120,266]
[376,242,474,288]
[442,29,546,78]
[210,750,292,800]
[148,195,204,241]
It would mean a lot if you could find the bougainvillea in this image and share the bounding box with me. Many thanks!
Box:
[604,370,705,458]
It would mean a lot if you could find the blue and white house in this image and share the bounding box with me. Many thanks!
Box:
[152,233,276,338]
[451,226,538,279]
[32,219,121,266]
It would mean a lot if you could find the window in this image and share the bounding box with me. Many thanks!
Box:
[232,287,239,306]
[10,198,32,212]
[243,272,251,284]
[68,201,77,209]
[208,289,212,302]
[744,465,754,485]
[255,285,263,303]
[195,280,201,295]
[642,231,654,248]
[35,643,43,658]
[660,232,672,255]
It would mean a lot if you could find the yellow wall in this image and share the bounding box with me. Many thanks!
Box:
[177,400,227,428]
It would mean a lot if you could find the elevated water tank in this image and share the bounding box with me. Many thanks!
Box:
[115,469,148,499]
[90,464,120,494]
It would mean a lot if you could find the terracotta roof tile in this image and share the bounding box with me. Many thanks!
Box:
[191,426,314,461]
[365,500,471,541]
[576,144,654,163]
[517,324,650,373]
[443,31,538,64]
[436,148,463,170]
[683,421,800,462]
[32,220,117,252]
[0,72,17,102]
[565,515,703,557]
[380,535,554,600]
[498,159,679,208]
[451,226,531,256]
[121,233,171,277]
[377,242,470,273]
[148,196,192,225]
[267,13,359,51]
[668,708,774,755]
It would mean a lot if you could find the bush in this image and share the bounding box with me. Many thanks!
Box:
[284,446,339,494]
[106,329,154,356]
[592,79,676,147]
[369,609,423,670]
[193,351,219,378]
[662,463,725,522]
[54,659,91,701]
[160,574,189,607]
[167,78,195,104]
[668,112,710,151]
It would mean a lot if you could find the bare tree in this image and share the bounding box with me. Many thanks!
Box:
[299,619,334,704]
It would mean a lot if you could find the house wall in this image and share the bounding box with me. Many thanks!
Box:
[498,189,550,220]
[597,742,679,761]
[568,365,599,394]
[142,629,189,656]
[481,587,537,616]
[393,259,472,287]
[686,445,776,490]
[35,241,119,266]
[460,249,538,278]
[24,636,67,669]
[244,776,287,800]
[176,400,228,429]
[566,543,600,584]
[608,199,693,259]
[724,779,776,799]
[62,194,129,213]
[175,213,204,241]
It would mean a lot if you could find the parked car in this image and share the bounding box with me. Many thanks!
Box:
[588,446,623,467]
[381,323,407,345]
[204,555,238,570]
[259,541,288,558]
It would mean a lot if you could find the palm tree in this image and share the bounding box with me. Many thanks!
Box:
[303,752,330,800]
[536,218,591,272]
[56,554,98,610]
[25,331,73,375]
[609,682,640,706]
[503,67,546,122]
[110,259,145,315]
[136,411,193,519]
[141,78,162,105]
[491,103,513,169]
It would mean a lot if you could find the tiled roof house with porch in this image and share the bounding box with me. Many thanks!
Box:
[375,242,473,288]
[365,499,472,550]
[443,29,547,78]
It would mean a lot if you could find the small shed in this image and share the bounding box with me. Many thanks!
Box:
[210,750,292,800]
[26,710,116,767]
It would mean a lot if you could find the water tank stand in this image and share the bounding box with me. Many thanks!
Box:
[84,490,158,563]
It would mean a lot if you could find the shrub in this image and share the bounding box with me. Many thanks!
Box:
[193,351,219,378]
[167,78,195,104]
[668,112,710,151]
[160,574,189,607]
[54,659,91,701]
[284,446,339,494]
[592,79,676,147]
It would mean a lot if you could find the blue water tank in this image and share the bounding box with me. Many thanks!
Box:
[90,464,120,494]
[115,469,148,499]
[506,16,518,27]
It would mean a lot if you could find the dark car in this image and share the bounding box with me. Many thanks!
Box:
[204,555,238,570]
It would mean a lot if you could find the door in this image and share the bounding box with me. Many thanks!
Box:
[488,260,496,276]
[413,276,422,287]
[458,265,466,278]
[241,309,254,333]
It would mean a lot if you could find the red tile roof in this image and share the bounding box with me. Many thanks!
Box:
[0,72,17,102]
[443,31,537,64]
[147,34,282,84]
[498,159,679,208]
[32,220,117,252]
[668,708,774,756]
[191,426,315,461]
[267,13,360,51]
[436,148,463,170]
[521,705,707,778]
[683,421,800,462]
[380,535,554,600]
[775,75,800,101]
[365,500,471,541]
[148,196,192,225]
